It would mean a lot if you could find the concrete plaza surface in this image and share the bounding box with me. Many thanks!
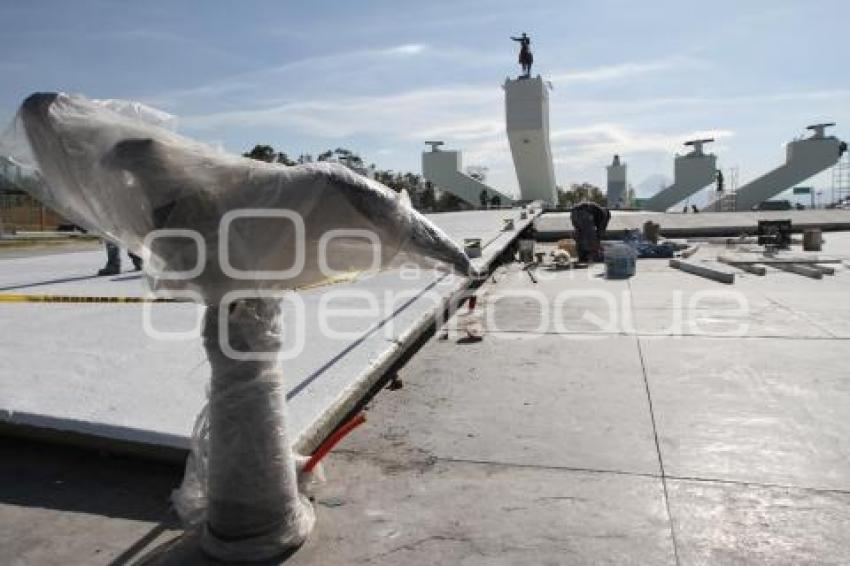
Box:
[1,228,849,564]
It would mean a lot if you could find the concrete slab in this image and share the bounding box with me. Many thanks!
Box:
[631,302,833,339]
[0,208,536,453]
[473,266,634,335]
[641,337,850,491]
[139,456,676,566]
[781,308,850,338]
[0,436,181,566]
[628,270,774,311]
[282,456,677,566]
[0,302,208,447]
[343,333,661,475]
[0,249,123,292]
[668,479,850,565]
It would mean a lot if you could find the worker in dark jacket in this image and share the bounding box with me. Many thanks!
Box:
[570,201,611,262]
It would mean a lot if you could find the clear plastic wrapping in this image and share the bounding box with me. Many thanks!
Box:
[197,298,315,560]
[2,92,476,560]
[2,92,474,303]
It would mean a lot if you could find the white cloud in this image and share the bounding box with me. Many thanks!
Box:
[385,44,427,56]
[414,118,504,141]
[149,43,433,108]
[548,56,704,85]
[554,89,850,118]
[182,85,500,140]
[550,123,734,168]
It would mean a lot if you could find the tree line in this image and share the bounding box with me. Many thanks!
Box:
[243,144,472,212]
[243,144,628,210]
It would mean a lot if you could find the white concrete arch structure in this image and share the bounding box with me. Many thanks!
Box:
[705,124,846,211]
[643,139,717,212]
[421,142,513,206]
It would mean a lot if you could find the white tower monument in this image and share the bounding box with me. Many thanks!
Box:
[504,76,558,205]
[606,155,627,209]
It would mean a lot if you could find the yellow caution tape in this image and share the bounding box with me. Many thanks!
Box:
[297,270,362,291]
[0,294,181,304]
[0,271,363,304]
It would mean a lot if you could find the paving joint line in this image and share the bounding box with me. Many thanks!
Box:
[664,473,850,496]
[334,447,660,480]
[628,278,681,566]
[470,329,848,341]
[337,447,850,497]
[762,294,839,339]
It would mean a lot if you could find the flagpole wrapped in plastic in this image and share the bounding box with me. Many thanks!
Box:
[2,92,475,561]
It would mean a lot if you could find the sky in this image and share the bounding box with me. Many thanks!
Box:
[2,0,849,204]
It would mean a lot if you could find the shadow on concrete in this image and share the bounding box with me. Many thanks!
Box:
[0,436,182,523]
[0,273,103,292]
[135,529,305,566]
[111,273,143,282]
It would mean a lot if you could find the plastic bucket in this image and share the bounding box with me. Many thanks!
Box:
[604,243,637,279]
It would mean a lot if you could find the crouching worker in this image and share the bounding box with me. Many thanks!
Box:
[570,201,611,263]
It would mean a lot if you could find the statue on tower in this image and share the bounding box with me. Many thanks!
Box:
[511,33,533,78]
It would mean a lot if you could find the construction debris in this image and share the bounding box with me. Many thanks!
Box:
[621,230,677,258]
[717,256,767,275]
[803,228,823,251]
[680,244,701,259]
[717,253,843,265]
[642,220,661,243]
[809,264,836,276]
[551,248,572,268]
[669,259,735,284]
[557,238,577,258]
[757,219,793,250]
[771,263,824,280]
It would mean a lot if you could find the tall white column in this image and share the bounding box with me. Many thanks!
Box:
[504,76,558,205]
[606,155,627,209]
